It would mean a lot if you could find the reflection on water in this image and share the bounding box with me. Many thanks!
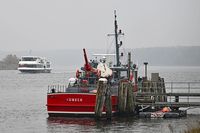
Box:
[47,117,97,126]
[46,115,200,133]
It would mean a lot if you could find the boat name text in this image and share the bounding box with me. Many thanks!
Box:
[66,98,83,102]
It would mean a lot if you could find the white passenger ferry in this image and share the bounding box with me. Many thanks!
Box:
[18,56,52,73]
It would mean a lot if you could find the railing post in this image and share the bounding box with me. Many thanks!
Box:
[170,82,173,103]
[188,82,190,105]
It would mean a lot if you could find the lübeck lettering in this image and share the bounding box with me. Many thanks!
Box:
[66,98,83,102]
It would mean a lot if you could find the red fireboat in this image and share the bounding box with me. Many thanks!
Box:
[47,11,137,117]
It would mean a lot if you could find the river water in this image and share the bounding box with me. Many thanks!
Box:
[0,66,200,133]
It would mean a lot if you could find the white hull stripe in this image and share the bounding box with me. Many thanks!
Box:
[48,111,116,114]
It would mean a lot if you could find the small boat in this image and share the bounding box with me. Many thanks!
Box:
[18,56,52,73]
[47,11,135,117]
[139,110,187,118]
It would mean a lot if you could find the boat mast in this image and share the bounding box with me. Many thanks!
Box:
[114,10,120,67]
[107,11,124,79]
[114,11,125,79]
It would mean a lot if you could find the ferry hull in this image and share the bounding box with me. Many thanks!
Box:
[18,68,51,73]
[47,93,118,117]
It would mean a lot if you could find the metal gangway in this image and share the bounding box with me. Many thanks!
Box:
[136,82,200,108]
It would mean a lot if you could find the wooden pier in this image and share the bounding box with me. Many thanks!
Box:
[92,69,200,119]
[136,81,200,108]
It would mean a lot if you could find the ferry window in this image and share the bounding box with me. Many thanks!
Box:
[22,57,37,61]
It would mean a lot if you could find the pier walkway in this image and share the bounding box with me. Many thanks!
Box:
[136,82,200,108]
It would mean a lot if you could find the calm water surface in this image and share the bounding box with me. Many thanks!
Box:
[0,66,200,133]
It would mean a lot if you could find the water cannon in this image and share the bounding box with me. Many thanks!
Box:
[83,48,92,71]
[83,48,100,76]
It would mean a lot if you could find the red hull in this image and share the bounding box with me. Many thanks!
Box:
[47,93,118,116]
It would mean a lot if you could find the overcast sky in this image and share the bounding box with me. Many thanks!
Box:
[0,0,200,51]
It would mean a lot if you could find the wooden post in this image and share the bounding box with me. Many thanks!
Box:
[123,83,128,112]
[161,78,167,102]
[151,73,160,102]
[105,85,112,119]
[95,78,107,119]
[126,82,135,113]
[118,81,123,113]
[134,68,138,92]
[154,82,159,102]
[118,81,128,114]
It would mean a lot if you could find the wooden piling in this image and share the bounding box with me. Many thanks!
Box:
[118,81,135,114]
[122,83,128,112]
[105,85,112,119]
[153,82,159,102]
[126,82,135,113]
[134,69,138,92]
[118,81,127,114]
[160,78,167,102]
[95,78,107,119]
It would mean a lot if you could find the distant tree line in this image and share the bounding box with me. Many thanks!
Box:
[0,54,19,70]
[133,46,200,66]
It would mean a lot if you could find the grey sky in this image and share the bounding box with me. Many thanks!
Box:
[0,0,200,51]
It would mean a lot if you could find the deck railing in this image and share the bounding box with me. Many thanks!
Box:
[47,85,68,93]
[47,84,97,94]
